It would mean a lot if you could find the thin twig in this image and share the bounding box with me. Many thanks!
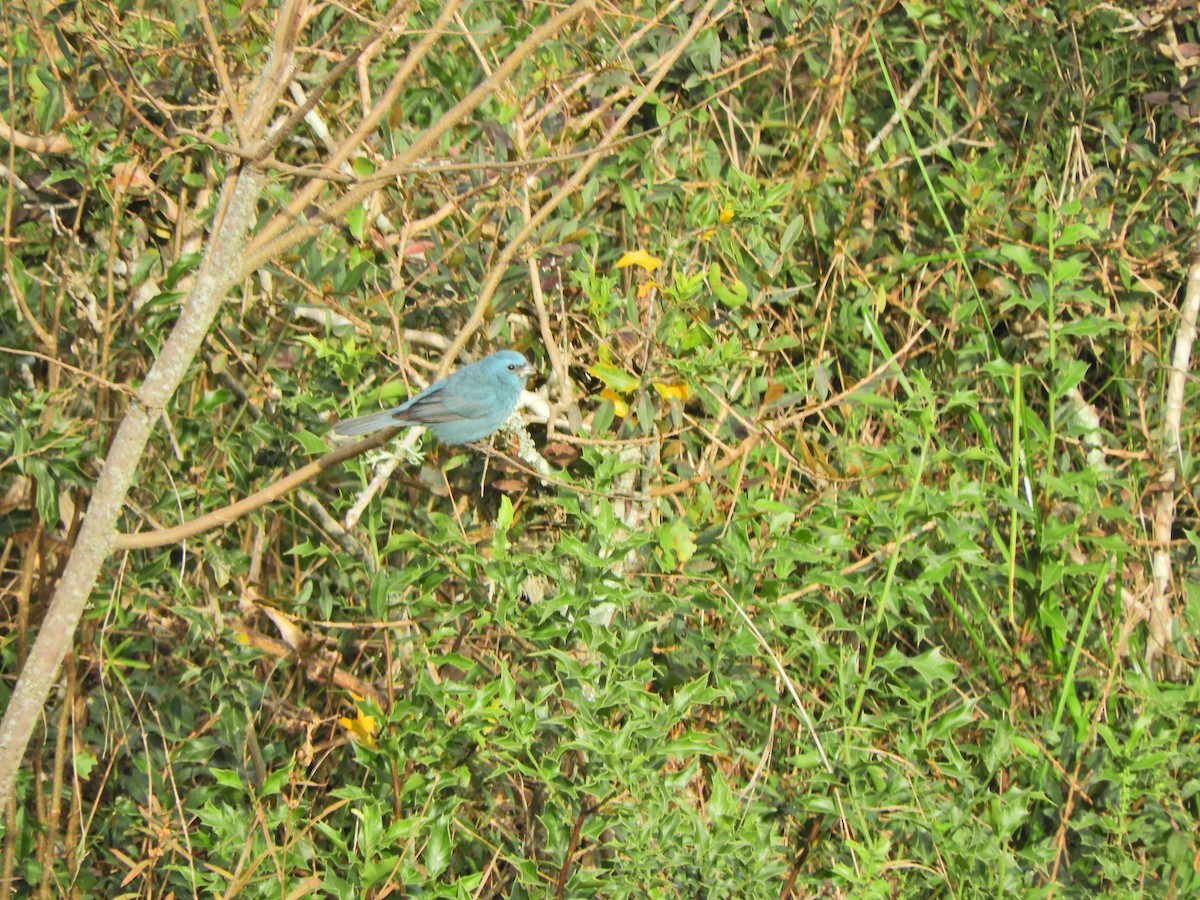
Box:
[241,0,591,277]
[863,34,948,160]
[439,0,727,371]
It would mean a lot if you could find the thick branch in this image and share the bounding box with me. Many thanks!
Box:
[0,169,265,805]
[0,0,307,806]
[0,111,72,155]
[1147,215,1200,676]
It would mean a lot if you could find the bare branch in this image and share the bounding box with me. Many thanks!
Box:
[240,0,594,277]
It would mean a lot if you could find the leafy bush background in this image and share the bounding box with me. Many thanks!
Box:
[2,0,1199,897]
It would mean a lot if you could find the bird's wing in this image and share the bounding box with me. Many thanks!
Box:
[395,381,492,424]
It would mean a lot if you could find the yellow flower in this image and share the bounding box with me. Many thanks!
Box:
[615,250,662,271]
[339,710,378,748]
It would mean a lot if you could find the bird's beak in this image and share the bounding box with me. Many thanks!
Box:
[519,362,537,378]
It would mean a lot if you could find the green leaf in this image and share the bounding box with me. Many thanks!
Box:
[261,762,292,796]
[707,262,749,307]
[998,243,1045,277]
[1050,256,1084,285]
[779,214,805,256]
[295,429,332,455]
[588,362,640,393]
[1167,830,1192,872]
[74,749,98,779]
[875,646,957,684]
[346,204,366,241]
[425,821,451,878]
[210,768,244,790]
[28,459,59,531]
[494,495,514,556]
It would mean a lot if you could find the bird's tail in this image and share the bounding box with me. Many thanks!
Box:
[331,408,405,437]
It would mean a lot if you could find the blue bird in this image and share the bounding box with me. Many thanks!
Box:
[332,350,536,445]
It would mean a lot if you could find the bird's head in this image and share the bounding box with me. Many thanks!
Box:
[489,350,536,383]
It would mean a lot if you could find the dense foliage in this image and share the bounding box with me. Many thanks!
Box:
[2,0,1199,896]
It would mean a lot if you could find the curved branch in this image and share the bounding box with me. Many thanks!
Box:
[0,111,72,155]
[114,430,399,550]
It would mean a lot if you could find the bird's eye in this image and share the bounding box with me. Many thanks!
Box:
[508,364,517,371]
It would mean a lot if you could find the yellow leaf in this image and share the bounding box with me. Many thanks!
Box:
[762,381,786,407]
[718,207,735,224]
[600,388,629,417]
[636,280,660,299]
[652,381,689,401]
[339,710,378,748]
[615,250,662,271]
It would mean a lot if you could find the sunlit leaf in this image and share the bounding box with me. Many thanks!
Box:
[658,519,696,568]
